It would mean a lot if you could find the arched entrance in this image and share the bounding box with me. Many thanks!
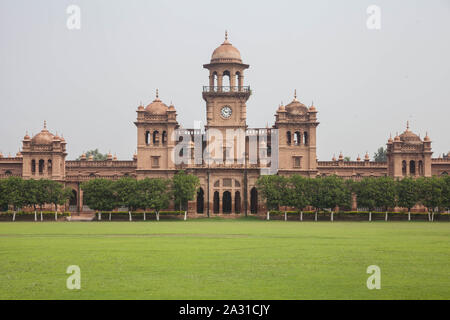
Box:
[213,191,220,214]
[250,187,258,214]
[234,191,241,214]
[69,190,77,212]
[196,188,204,214]
[223,191,231,214]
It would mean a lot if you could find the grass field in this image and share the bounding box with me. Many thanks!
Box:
[0,218,449,300]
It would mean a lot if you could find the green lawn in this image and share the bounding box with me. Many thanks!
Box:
[0,219,449,299]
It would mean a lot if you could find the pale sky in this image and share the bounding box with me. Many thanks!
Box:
[0,0,449,160]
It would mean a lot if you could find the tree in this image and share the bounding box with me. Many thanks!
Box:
[288,175,311,214]
[441,175,450,212]
[81,179,116,214]
[256,175,290,211]
[396,177,419,221]
[171,171,200,211]
[77,149,108,161]
[373,147,387,162]
[417,176,443,221]
[354,177,378,213]
[45,180,72,213]
[113,177,139,220]
[0,179,8,211]
[373,176,397,221]
[4,177,26,212]
[138,178,171,221]
[343,156,351,162]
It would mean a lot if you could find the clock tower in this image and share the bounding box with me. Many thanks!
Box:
[202,32,251,131]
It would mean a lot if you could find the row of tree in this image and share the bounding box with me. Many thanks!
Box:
[80,171,200,219]
[0,177,72,213]
[256,175,450,215]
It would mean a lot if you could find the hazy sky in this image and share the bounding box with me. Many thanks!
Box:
[0,0,449,160]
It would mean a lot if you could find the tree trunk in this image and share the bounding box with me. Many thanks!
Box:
[267,211,270,221]
[99,212,101,221]
[300,211,303,222]
[40,211,43,221]
[143,211,146,221]
[331,211,333,222]
[184,211,187,221]
[12,211,16,222]
[369,211,372,222]
[129,211,132,222]
[408,210,411,221]
[284,211,287,221]
[315,211,317,222]
[55,210,57,221]
[156,210,160,221]
[428,211,431,222]
[34,210,37,222]
[385,211,388,222]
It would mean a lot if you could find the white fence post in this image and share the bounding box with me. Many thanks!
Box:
[369,211,372,222]
[267,211,270,221]
[408,211,411,221]
[315,211,317,222]
[55,211,57,221]
[331,211,333,222]
[129,211,132,221]
[109,213,111,221]
[284,211,287,221]
[300,211,303,221]
[40,211,43,221]
[184,211,187,221]
[34,211,37,222]
[12,211,16,222]
[385,211,388,222]
[143,212,146,221]
[99,212,102,221]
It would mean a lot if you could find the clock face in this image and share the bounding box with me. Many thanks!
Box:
[221,106,232,119]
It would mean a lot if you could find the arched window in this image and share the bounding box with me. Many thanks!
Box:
[410,160,416,175]
[89,173,96,178]
[145,131,150,145]
[418,160,424,176]
[213,191,220,214]
[196,188,204,214]
[402,160,407,176]
[69,190,77,206]
[286,131,291,145]
[47,159,52,175]
[235,191,241,214]
[250,187,258,214]
[162,131,167,145]
[38,159,44,174]
[212,71,218,89]
[5,170,12,176]
[223,191,232,214]
[222,70,231,88]
[294,131,301,146]
[31,159,36,174]
[153,130,159,145]
[235,71,241,90]
[304,132,308,146]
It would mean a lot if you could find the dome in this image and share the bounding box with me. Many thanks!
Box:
[285,91,308,115]
[145,89,168,115]
[210,32,242,64]
[31,121,55,145]
[399,122,421,144]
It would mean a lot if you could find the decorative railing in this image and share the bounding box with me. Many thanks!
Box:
[66,160,136,168]
[203,86,250,93]
[317,161,387,167]
[432,158,450,163]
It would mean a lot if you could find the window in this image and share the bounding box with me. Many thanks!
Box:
[151,156,160,168]
[293,156,301,168]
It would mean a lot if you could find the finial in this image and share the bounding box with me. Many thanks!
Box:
[406,120,409,130]
[44,120,47,129]
[225,30,228,41]
[294,89,297,100]
[156,88,159,99]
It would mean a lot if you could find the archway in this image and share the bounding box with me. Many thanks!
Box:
[234,191,241,214]
[250,187,258,214]
[69,190,77,206]
[402,160,407,176]
[410,160,416,175]
[223,191,231,213]
[213,191,220,214]
[196,188,204,214]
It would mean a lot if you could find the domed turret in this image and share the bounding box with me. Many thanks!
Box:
[399,121,422,144]
[285,90,309,115]
[145,89,168,115]
[210,31,242,64]
[31,121,55,145]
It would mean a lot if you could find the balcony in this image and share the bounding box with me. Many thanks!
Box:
[202,86,251,99]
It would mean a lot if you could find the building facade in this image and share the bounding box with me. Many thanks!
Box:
[1,35,449,215]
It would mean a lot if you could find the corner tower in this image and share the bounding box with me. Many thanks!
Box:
[202,32,250,130]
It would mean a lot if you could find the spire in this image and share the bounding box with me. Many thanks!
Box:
[156,88,159,99]
[406,120,410,131]
[225,30,228,41]
[294,89,297,101]
[44,120,47,129]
